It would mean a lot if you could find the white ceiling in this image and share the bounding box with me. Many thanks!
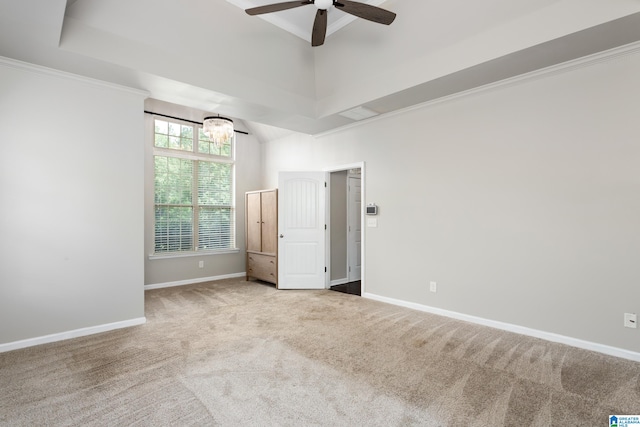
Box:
[2,0,640,137]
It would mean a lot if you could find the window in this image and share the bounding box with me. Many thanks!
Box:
[153,118,235,254]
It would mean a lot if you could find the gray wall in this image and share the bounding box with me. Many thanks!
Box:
[261,49,640,353]
[0,60,146,345]
[143,100,263,286]
[330,171,348,282]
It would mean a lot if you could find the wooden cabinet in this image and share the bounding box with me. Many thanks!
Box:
[245,189,278,286]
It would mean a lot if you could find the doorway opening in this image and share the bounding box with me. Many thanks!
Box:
[328,167,362,296]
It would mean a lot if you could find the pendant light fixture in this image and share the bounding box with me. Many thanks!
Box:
[203,115,234,146]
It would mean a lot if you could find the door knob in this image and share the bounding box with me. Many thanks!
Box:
[279,234,284,238]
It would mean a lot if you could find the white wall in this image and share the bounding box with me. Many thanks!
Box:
[143,101,263,286]
[263,48,640,354]
[0,59,146,346]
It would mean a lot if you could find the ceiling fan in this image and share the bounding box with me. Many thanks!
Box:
[245,0,396,47]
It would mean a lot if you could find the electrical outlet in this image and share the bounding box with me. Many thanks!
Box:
[624,313,637,328]
[198,261,204,269]
[429,281,437,293]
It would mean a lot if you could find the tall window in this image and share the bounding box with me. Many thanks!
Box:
[153,118,235,254]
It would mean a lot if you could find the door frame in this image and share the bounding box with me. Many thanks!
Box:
[347,174,362,282]
[324,161,366,294]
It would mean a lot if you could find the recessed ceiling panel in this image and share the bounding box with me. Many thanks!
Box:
[226,0,387,43]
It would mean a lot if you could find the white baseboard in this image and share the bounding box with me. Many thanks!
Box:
[363,292,640,363]
[0,317,146,354]
[330,278,349,287]
[144,272,246,290]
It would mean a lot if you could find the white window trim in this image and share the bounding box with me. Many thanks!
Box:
[151,115,237,258]
[148,248,240,260]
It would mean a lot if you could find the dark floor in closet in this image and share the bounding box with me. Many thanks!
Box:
[329,281,361,296]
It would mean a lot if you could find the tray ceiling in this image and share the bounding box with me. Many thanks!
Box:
[3,0,640,136]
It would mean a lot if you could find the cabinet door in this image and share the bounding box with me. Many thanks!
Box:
[260,190,278,254]
[246,192,262,252]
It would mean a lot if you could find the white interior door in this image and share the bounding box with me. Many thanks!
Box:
[348,176,362,282]
[278,171,327,289]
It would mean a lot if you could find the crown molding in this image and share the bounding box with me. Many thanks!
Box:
[0,56,149,98]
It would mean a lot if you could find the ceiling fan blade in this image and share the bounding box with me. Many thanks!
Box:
[333,0,396,25]
[246,0,313,16]
[312,9,328,46]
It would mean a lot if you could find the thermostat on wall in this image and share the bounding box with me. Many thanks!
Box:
[366,204,378,215]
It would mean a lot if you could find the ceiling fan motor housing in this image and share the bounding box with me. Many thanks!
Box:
[315,0,333,10]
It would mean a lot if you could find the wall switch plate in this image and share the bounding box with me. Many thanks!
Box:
[624,313,637,328]
[429,281,437,293]
[198,261,204,268]
[366,218,378,228]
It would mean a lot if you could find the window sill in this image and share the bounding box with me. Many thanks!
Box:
[148,249,240,260]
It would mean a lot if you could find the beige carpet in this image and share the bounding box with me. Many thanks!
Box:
[1,278,639,426]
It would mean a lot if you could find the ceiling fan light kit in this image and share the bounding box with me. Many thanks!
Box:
[315,0,333,9]
[245,0,396,46]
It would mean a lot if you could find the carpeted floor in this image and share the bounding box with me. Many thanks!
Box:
[1,278,639,426]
